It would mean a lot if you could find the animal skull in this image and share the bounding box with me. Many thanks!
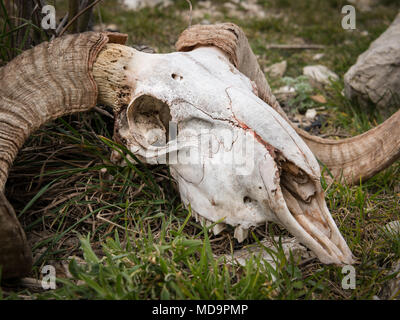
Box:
[5,24,399,278]
[105,46,354,265]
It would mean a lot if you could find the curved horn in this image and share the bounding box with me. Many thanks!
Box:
[176,23,400,185]
[0,32,128,278]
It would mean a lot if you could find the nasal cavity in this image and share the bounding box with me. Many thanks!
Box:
[243,196,253,204]
[171,73,183,81]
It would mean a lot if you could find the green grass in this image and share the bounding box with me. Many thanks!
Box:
[0,0,399,300]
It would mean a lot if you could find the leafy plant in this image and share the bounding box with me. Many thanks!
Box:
[281,76,316,113]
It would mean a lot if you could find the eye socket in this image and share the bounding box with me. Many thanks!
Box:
[127,94,172,147]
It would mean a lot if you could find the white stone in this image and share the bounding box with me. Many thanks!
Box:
[312,53,324,61]
[265,60,287,78]
[305,108,317,120]
[122,0,171,10]
[273,85,297,104]
[303,65,339,85]
[348,0,377,12]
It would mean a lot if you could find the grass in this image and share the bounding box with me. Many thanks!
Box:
[0,0,399,300]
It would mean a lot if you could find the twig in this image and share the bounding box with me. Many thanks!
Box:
[97,2,104,32]
[185,0,193,28]
[54,13,69,36]
[59,0,103,37]
[97,213,138,234]
[266,44,325,50]
[94,106,114,119]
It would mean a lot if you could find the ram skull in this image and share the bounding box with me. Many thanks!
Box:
[1,25,399,278]
[92,43,354,265]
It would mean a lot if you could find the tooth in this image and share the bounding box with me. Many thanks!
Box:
[234,226,249,243]
[198,216,205,225]
[212,223,225,235]
[204,219,213,228]
[200,217,212,230]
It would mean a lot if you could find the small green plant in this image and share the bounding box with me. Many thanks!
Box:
[281,76,316,113]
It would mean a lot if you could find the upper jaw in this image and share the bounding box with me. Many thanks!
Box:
[268,188,355,265]
[170,127,354,265]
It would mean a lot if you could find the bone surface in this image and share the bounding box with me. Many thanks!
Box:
[220,236,313,275]
[95,43,354,264]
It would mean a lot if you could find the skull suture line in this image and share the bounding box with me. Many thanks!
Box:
[113,46,354,265]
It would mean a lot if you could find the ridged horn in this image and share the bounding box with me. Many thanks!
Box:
[176,23,400,185]
[0,32,128,279]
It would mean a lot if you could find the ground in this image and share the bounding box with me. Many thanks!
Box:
[0,0,399,299]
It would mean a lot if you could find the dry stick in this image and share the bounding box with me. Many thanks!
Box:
[94,106,114,119]
[185,0,193,28]
[52,12,69,39]
[266,44,325,50]
[96,3,104,32]
[96,213,138,234]
[59,0,103,37]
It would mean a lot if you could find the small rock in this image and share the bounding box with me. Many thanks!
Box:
[303,65,339,86]
[305,108,317,120]
[105,24,119,32]
[123,0,171,10]
[312,53,324,60]
[265,61,287,78]
[199,0,212,9]
[241,1,267,19]
[348,0,377,12]
[273,85,296,104]
[310,94,327,104]
[92,24,120,32]
[223,2,237,11]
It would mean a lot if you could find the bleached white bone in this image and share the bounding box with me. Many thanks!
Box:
[108,45,354,265]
